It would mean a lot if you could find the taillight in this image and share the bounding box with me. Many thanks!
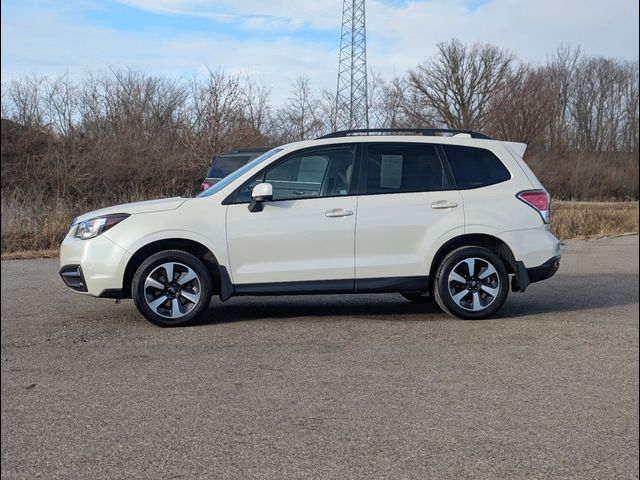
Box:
[199,181,213,192]
[517,190,550,224]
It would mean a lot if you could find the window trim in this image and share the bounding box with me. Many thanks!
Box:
[359,142,456,197]
[439,144,512,190]
[223,144,361,205]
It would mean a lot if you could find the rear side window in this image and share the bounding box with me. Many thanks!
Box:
[365,144,445,194]
[442,145,511,189]
[208,155,253,179]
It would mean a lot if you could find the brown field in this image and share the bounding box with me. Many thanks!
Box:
[552,201,639,240]
[1,199,637,259]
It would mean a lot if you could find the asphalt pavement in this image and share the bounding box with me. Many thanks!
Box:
[1,235,638,479]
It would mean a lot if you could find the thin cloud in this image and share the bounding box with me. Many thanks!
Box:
[2,0,638,104]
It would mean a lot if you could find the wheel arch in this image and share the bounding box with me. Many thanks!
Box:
[122,238,222,298]
[428,233,517,283]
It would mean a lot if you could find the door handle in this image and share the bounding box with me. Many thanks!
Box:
[431,200,458,210]
[292,190,305,196]
[325,208,354,218]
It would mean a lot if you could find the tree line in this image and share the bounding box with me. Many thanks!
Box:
[2,40,638,205]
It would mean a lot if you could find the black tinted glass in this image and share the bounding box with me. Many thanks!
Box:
[208,155,253,178]
[233,147,355,202]
[443,145,511,189]
[365,144,445,194]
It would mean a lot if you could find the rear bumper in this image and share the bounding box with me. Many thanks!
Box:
[513,255,560,292]
[527,256,561,283]
[498,228,561,268]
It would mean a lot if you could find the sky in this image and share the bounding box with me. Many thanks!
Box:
[1,0,638,103]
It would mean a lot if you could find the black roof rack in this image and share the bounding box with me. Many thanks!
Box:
[317,128,492,140]
[215,148,270,156]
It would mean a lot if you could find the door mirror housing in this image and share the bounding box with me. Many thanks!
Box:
[248,183,273,212]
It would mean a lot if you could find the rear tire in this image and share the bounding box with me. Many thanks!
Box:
[132,250,213,327]
[433,246,509,320]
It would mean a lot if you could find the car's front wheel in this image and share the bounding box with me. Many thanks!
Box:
[132,250,213,327]
[433,246,509,320]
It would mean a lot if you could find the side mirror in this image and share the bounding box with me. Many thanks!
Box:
[248,183,273,212]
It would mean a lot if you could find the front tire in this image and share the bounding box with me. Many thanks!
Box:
[132,250,213,327]
[433,246,509,320]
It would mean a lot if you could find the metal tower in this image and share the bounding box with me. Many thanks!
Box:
[335,0,368,130]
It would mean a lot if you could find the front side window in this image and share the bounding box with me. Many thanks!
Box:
[365,143,445,194]
[233,147,355,202]
[443,145,511,189]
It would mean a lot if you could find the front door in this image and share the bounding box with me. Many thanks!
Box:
[226,145,358,287]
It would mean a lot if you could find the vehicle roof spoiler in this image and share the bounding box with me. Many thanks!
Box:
[503,141,527,158]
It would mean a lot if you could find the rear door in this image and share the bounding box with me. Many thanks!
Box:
[354,142,464,284]
[440,143,540,232]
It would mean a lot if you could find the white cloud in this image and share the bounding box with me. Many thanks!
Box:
[113,0,341,30]
[0,5,336,103]
[366,0,638,79]
[2,0,638,104]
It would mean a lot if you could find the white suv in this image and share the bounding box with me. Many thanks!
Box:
[59,129,561,327]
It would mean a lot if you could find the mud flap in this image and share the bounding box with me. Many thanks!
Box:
[218,265,235,301]
[511,261,530,292]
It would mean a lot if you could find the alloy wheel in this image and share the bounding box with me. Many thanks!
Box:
[447,257,500,312]
[143,262,202,319]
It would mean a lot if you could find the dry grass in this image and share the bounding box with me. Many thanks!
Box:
[1,249,59,260]
[1,189,78,254]
[551,201,639,240]
[2,196,637,259]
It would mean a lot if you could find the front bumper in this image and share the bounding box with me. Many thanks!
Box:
[59,233,131,297]
[59,265,88,292]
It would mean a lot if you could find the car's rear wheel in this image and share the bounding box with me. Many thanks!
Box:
[132,250,212,327]
[433,246,509,320]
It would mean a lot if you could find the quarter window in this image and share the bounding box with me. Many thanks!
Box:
[365,144,445,194]
[443,145,511,189]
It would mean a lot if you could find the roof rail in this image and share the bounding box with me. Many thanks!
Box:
[317,128,492,140]
[216,148,270,155]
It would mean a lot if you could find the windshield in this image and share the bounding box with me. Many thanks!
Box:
[197,147,283,198]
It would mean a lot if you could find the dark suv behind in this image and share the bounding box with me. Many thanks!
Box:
[199,149,269,192]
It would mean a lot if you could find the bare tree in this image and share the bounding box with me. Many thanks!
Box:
[409,40,515,130]
[274,75,323,142]
[570,57,635,152]
[318,88,338,134]
[487,66,553,150]
[623,60,639,153]
[189,68,245,157]
[544,44,582,151]
[5,75,46,128]
[242,76,272,138]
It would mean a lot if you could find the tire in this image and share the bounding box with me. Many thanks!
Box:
[433,246,509,320]
[400,292,432,303]
[132,250,213,327]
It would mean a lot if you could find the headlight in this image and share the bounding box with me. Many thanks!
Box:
[73,214,130,240]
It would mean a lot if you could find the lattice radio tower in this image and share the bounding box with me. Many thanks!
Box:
[335,0,368,130]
